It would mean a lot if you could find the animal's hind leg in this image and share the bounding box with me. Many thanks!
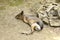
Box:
[21,26,35,35]
[30,25,35,34]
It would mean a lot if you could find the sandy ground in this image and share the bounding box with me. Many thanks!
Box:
[0,5,60,40]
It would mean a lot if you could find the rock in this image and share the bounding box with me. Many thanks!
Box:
[43,17,49,24]
[38,11,49,24]
[49,18,60,27]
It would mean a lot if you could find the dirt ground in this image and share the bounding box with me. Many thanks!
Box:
[0,4,60,40]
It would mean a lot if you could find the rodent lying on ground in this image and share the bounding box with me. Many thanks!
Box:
[15,11,43,35]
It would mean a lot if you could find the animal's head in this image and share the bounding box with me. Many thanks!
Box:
[15,11,24,20]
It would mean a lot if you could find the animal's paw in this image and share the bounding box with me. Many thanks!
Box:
[21,32,33,35]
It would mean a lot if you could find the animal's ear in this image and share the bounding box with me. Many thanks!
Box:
[20,11,24,15]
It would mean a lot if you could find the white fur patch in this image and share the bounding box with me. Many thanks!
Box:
[31,23,41,30]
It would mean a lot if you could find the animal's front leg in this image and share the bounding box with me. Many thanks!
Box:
[23,16,28,23]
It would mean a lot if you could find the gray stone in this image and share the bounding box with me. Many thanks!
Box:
[43,18,49,24]
[49,18,60,27]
